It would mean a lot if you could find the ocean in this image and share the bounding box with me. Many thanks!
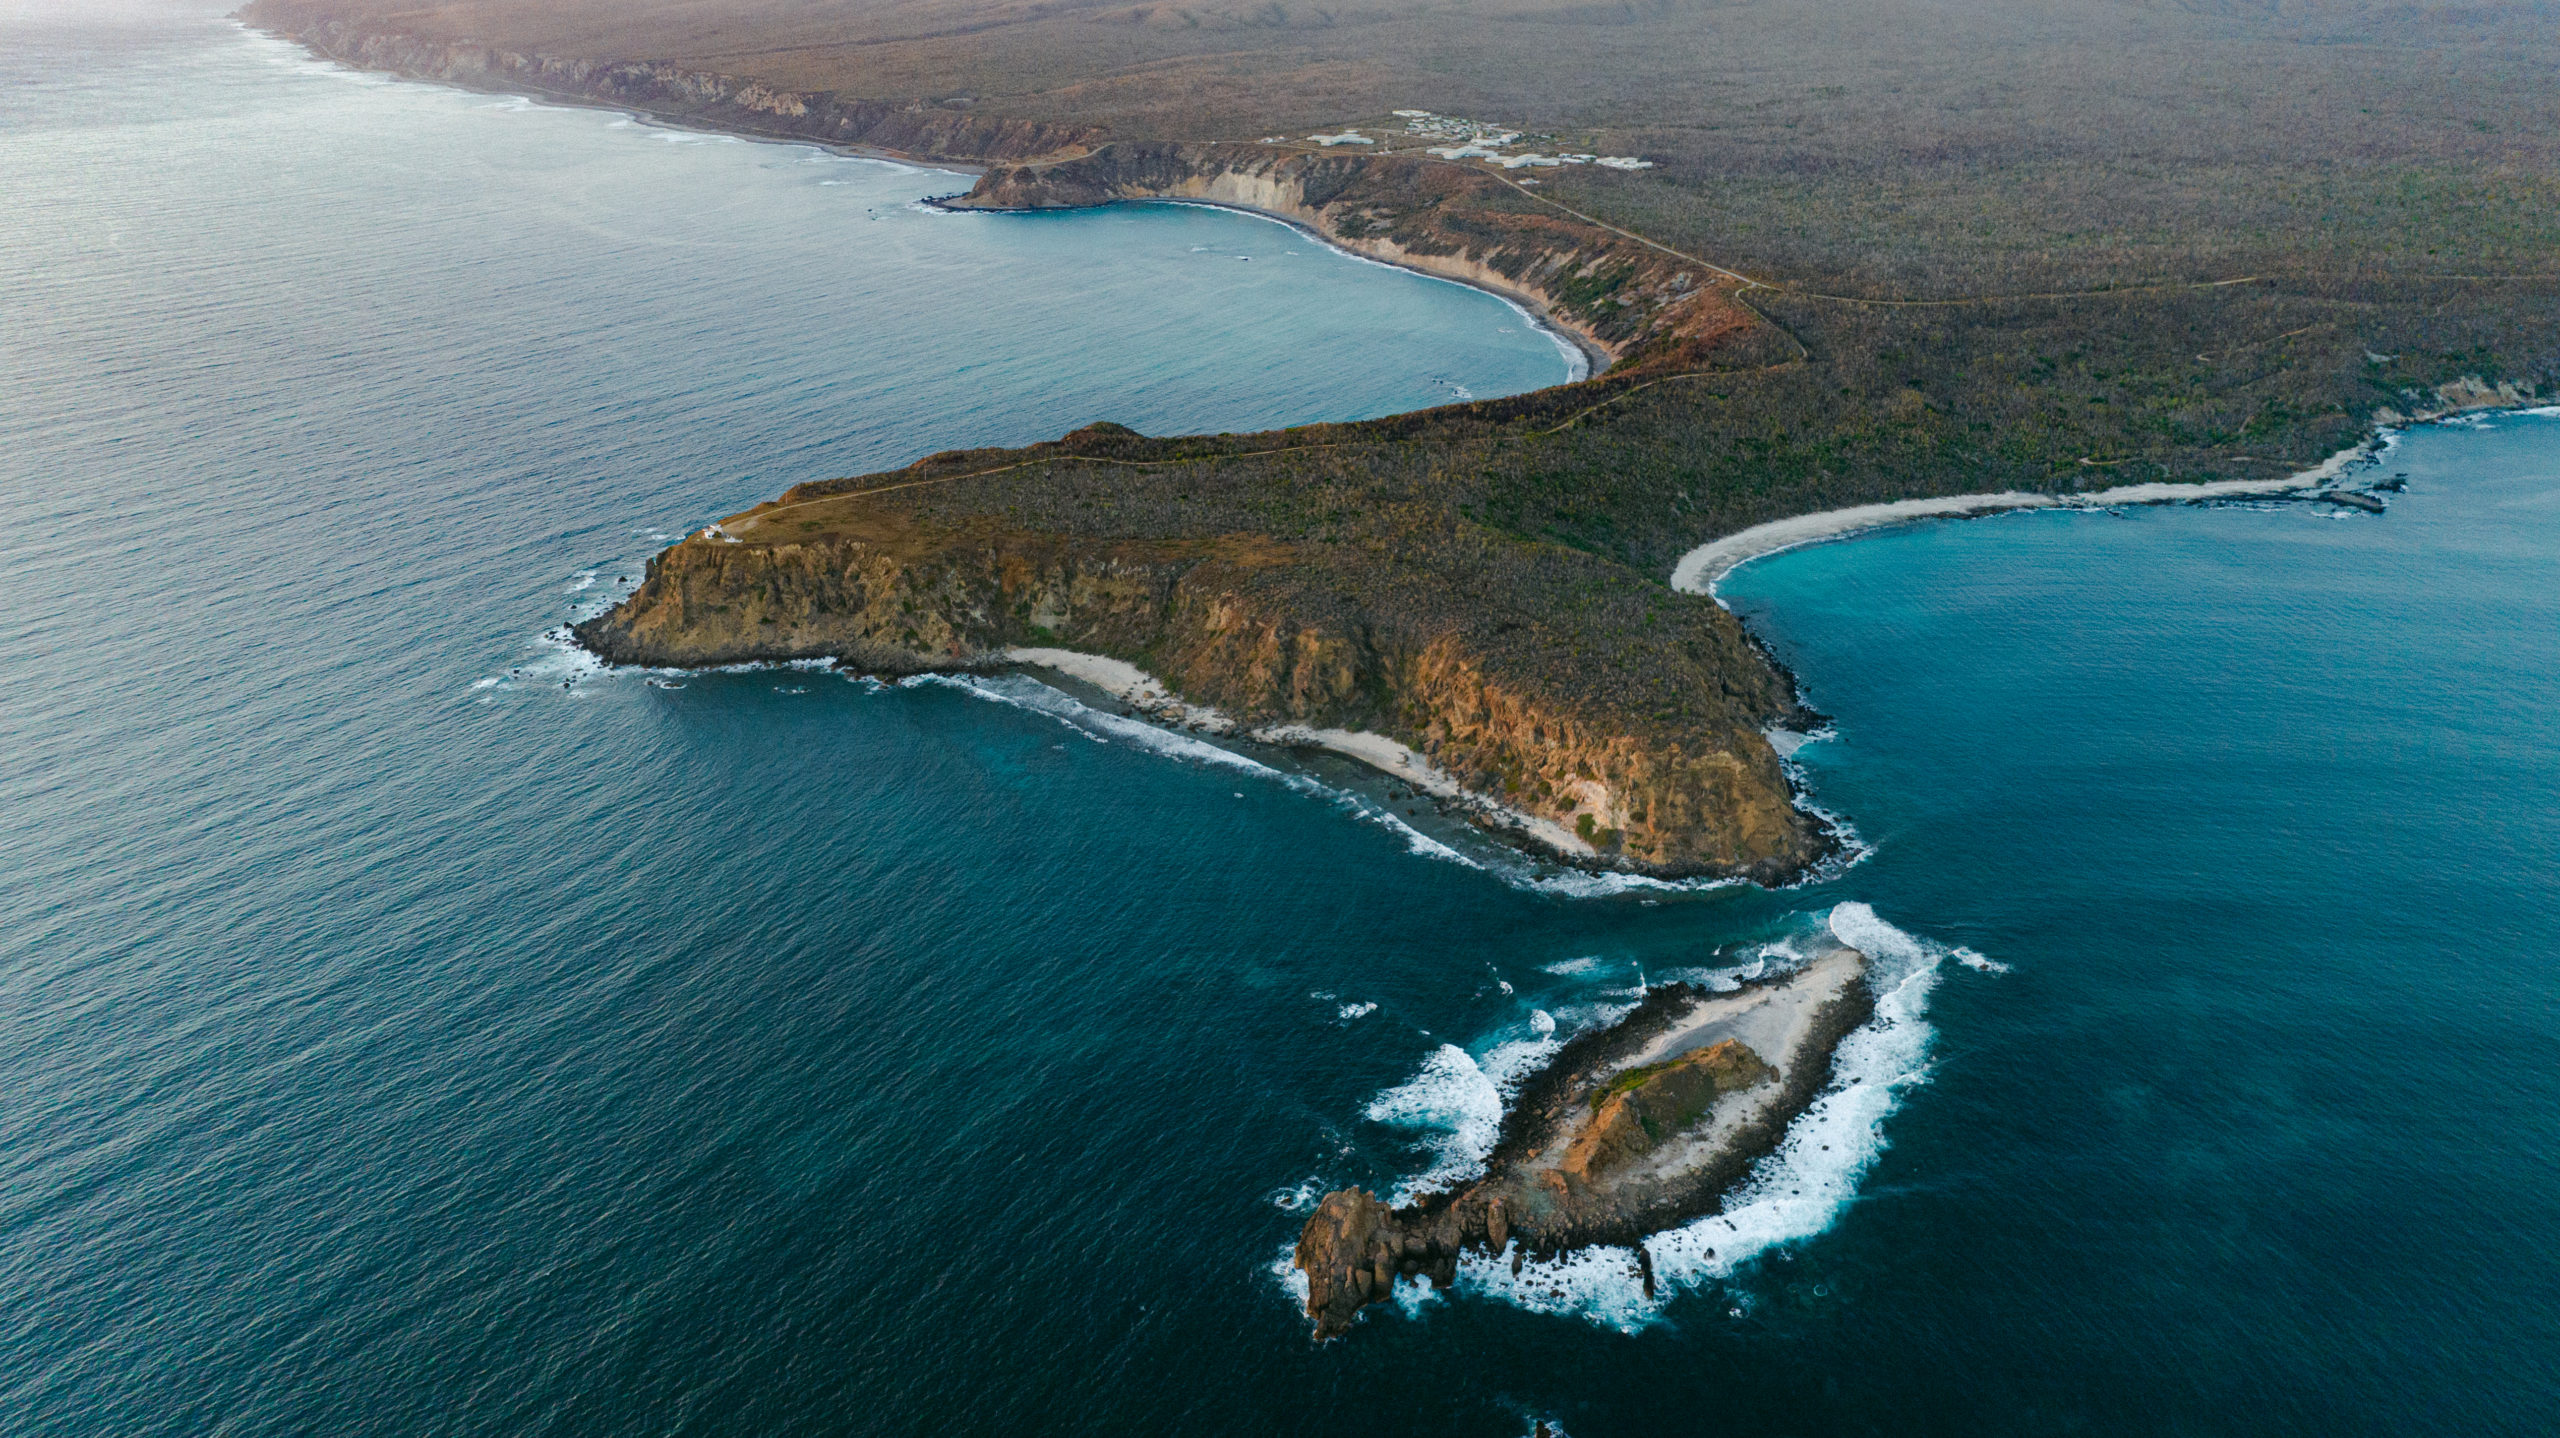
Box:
[4,5,2555,1435]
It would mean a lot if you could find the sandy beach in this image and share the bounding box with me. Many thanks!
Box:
[1622,945,1869,1077]
[1668,442,2380,596]
[999,646,1597,857]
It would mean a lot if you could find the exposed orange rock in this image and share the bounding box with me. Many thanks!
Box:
[1557,1040,1775,1184]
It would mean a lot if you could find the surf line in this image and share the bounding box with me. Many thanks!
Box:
[994,646,1598,859]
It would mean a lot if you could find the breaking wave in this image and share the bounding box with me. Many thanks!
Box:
[1362,1045,1507,1202]
[1337,902,1953,1333]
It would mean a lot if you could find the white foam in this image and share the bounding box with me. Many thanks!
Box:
[1270,1241,1312,1309]
[1542,956,1600,975]
[1422,902,1946,1331]
[1523,867,1741,898]
[1363,1044,1507,1202]
[1477,1031,1566,1092]
[917,673,1297,771]
[1295,782,1479,866]
[523,625,607,691]
[1339,1001,1379,1020]
[1953,946,2011,974]
[939,663,1494,868]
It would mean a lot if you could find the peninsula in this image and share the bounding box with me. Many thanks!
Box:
[240,0,2560,878]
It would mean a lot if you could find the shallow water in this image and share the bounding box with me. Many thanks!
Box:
[6,5,2558,1436]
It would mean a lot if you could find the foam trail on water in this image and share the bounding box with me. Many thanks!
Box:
[917,673,1296,772]
[1279,775,1480,867]
[1523,868,1743,898]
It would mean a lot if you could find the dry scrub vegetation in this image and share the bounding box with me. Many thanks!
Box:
[256,0,2560,873]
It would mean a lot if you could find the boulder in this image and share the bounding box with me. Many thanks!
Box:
[1294,1189,1404,1339]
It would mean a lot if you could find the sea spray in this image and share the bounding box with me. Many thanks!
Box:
[1339,902,1949,1332]
[1362,1045,1508,1202]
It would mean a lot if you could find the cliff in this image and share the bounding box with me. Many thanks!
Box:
[576,425,1831,880]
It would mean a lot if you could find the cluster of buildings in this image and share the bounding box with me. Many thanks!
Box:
[1276,111,1656,173]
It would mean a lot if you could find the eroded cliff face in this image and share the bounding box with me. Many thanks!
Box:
[238,4,1100,163]
[949,143,1770,365]
[576,487,1826,880]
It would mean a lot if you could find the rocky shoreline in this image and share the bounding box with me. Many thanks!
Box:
[569,433,1839,885]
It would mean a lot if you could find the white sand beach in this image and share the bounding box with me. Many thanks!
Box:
[1668,446,2374,596]
[1000,646,1597,856]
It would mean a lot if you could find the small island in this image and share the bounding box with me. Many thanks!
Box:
[1293,945,1873,1339]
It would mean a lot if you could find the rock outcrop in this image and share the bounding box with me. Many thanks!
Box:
[1289,950,1871,1338]
[1558,1039,1776,1184]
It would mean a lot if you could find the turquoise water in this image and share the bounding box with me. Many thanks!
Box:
[6,5,2559,1436]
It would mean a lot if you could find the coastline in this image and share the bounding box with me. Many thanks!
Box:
[244,18,1608,378]
[1669,407,2494,597]
[233,16,999,177]
[999,647,1599,860]
[254,15,2542,898]
[1051,196,1605,380]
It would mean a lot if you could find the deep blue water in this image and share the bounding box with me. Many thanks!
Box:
[6,5,2558,1436]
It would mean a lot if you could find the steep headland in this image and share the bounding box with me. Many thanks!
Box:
[1293,948,1874,1339]
[574,416,1833,880]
